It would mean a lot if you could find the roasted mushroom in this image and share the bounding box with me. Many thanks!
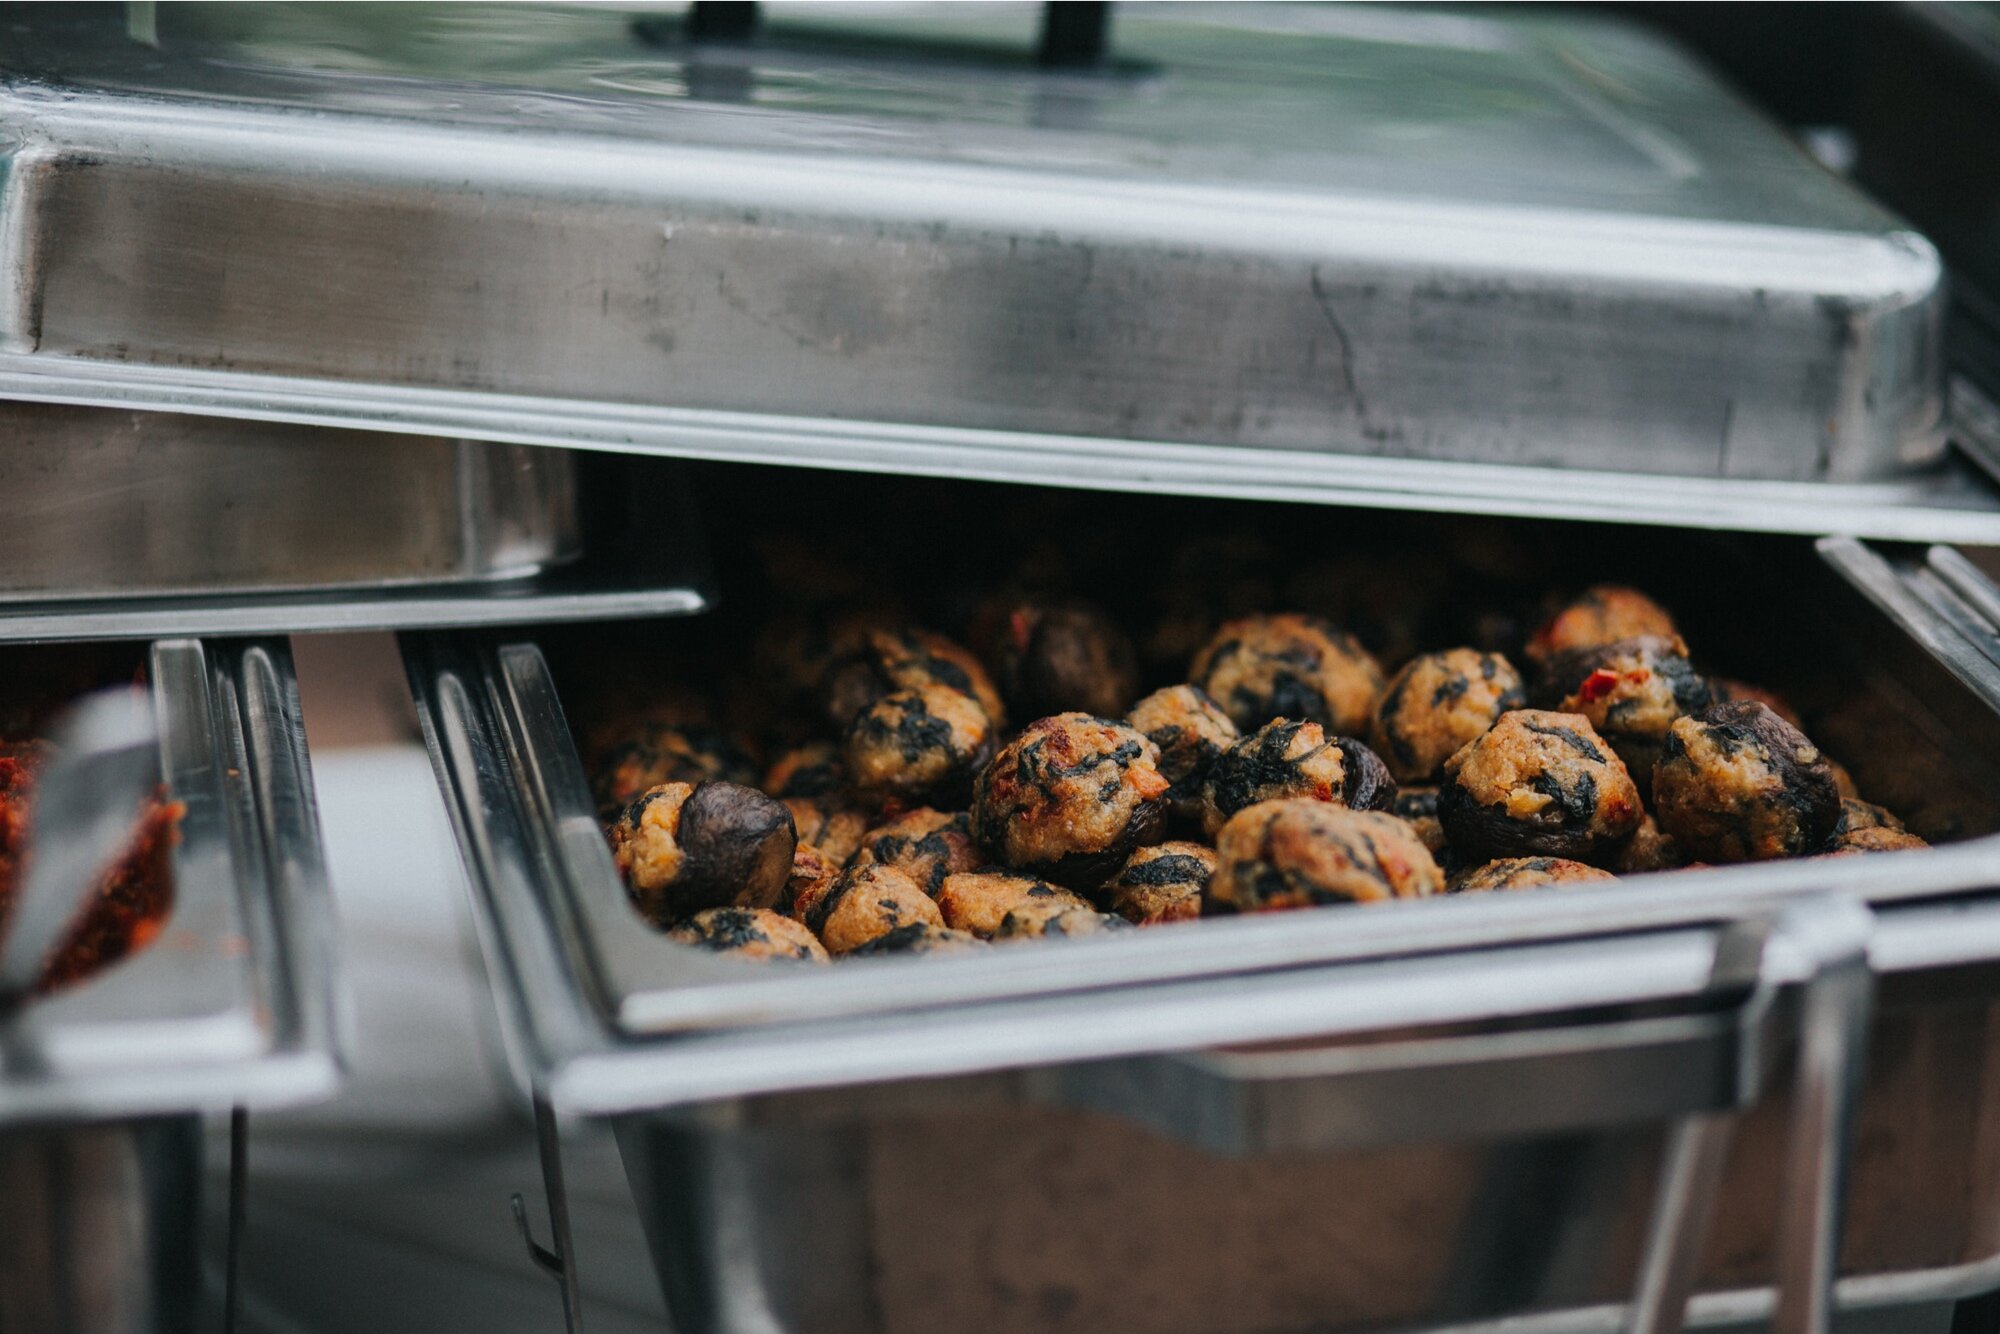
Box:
[781,794,873,865]
[803,863,945,954]
[609,781,797,926]
[1651,702,1841,862]
[1370,649,1526,783]
[1835,798,1904,835]
[1452,857,1616,893]
[1711,678,1805,730]
[786,842,842,919]
[1391,786,1448,862]
[762,742,848,799]
[667,907,830,962]
[845,684,997,805]
[936,870,1092,939]
[1438,710,1642,865]
[976,597,1139,720]
[1825,826,1929,856]
[1615,815,1686,874]
[1210,800,1442,912]
[849,808,982,897]
[1200,718,1395,838]
[1124,684,1240,825]
[592,722,758,816]
[1546,636,1712,797]
[971,713,1170,889]
[823,627,1005,731]
[1525,586,1677,666]
[995,903,1133,939]
[1189,613,1385,734]
[845,922,989,956]
[1101,842,1214,925]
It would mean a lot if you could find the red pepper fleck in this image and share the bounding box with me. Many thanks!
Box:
[1008,609,1034,653]
[1578,668,1620,703]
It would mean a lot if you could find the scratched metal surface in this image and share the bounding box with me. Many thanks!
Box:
[0,3,1946,481]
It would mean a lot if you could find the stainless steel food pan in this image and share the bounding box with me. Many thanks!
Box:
[0,3,1952,487]
[406,504,2000,1331]
[0,638,342,1334]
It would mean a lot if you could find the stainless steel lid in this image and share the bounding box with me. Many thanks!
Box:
[0,3,1953,493]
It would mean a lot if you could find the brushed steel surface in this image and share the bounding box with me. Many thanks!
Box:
[0,1115,201,1334]
[0,403,579,602]
[0,3,1949,482]
[0,638,342,1127]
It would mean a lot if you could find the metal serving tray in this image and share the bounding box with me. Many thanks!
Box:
[1,637,342,1333]
[0,3,1961,499]
[407,515,2000,1332]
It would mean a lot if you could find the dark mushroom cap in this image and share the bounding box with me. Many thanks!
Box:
[978,598,1140,721]
[675,781,798,914]
[1525,586,1677,666]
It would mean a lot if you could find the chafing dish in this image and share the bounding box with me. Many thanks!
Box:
[404,458,2000,1333]
[2,636,340,1334]
[0,2,1963,492]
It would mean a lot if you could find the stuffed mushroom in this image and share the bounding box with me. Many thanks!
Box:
[1452,857,1616,893]
[1526,586,1677,666]
[1101,842,1214,925]
[995,903,1133,939]
[936,870,1092,939]
[1546,636,1713,797]
[803,863,945,954]
[1189,613,1385,734]
[1210,800,1442,912]
[971,713,1170,888]
[668,907,829,962]
[849,808,982,897]
[845,922,989,956]
[976,597,1139,720]
[609,781,797,925]
[1651,702,1841,862]
[1370,649,1526,783]
[1438,710,1642,865]
[1125,685,1240,826]
[845,684,997,805]
[1200,718,1395,837]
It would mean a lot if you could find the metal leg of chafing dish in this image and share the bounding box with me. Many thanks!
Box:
[1624,1112,1737,1334]
[1628,896,1872,1334]
[223,1106,246,1334]
[1770,898,1876,1334]
[511,1094,585,1334]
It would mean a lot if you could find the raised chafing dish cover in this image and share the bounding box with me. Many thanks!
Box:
[0,3,1948,488]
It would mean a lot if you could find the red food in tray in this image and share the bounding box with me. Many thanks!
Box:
[0,737,183,994]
